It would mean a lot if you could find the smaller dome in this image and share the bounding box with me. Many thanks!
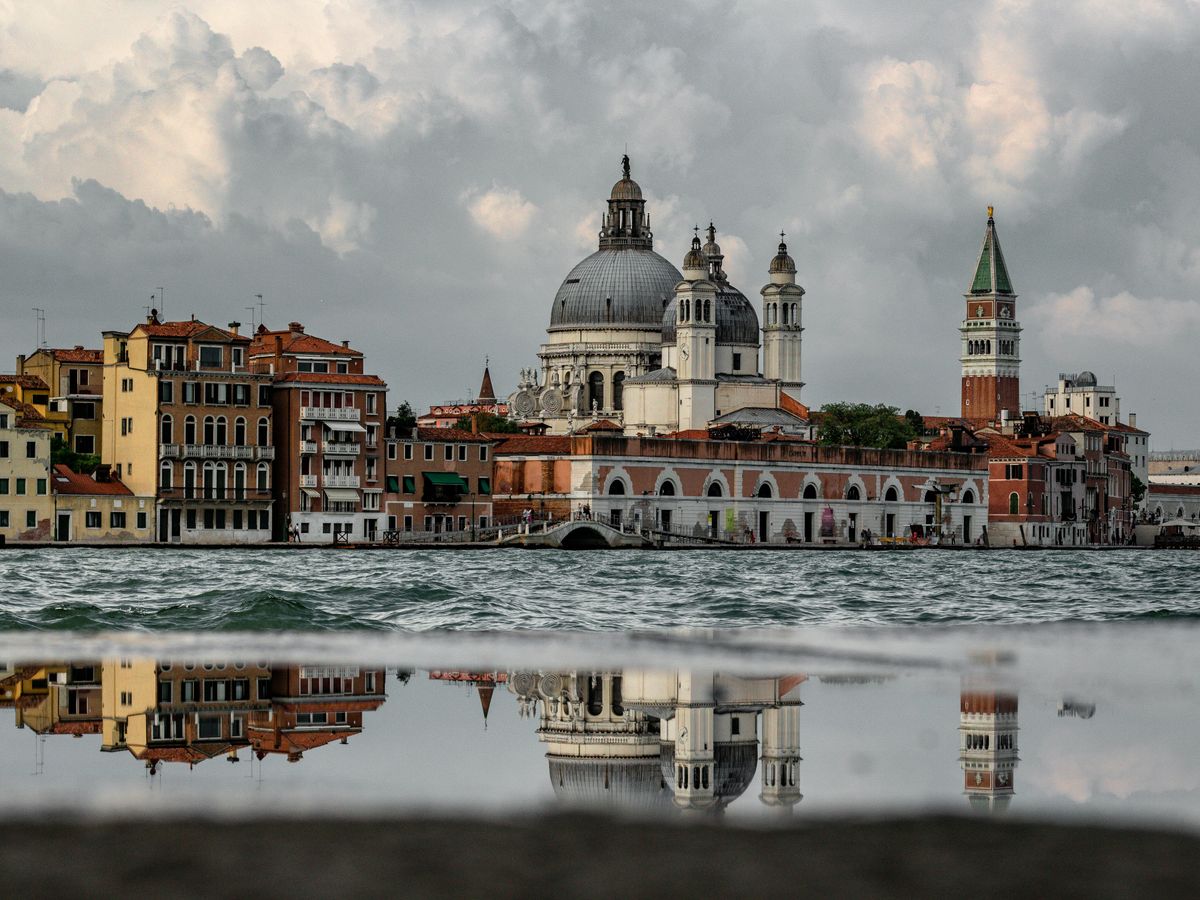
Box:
[1075,371,1097,386]
[769,235,796,274]
[683,234,707,270]
[610,178,643,201]
[702,221,722,258]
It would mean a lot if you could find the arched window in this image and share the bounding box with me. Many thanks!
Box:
[707,482,723,498]
[612,372,625,412]
[757,483,772,499]
[658,481,676,496]
[791,303,798,324]
[184,462,197,499]
[586,676,603,716]
[159,460,173,490]
[234,463,246,500]
[257,417,270,446]
[884,486,898,502]
[203,416,215,445]
[160,414,173,445]
[1009,492,1019,515]
[214,463,227,500]
[962,489,976,504]
[846,484,861,501]
[607,479,626,496]
[203,461,216,499]
[803,483,817,500]
[256,462,269,491]
[588,372,604,411]
[184,415,196,445]
[215,416,227,445]
[234,417,247,446]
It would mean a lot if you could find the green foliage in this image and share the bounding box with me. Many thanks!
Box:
[50,435,100,474]
[904,409,924,432]
[387,401,416,433]
[454,412,521,434]
[1130,473,1146,504]
[817,402,917,450]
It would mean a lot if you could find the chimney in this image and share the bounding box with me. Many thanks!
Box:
[471,413,479,435]
[341,340,350,349]
[228,321,241,336]
[289,322,304,334]
[74,345,83,351]
[1129,412,1137,428]
[93,464,111,483]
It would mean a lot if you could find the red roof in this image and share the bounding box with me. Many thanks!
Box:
[273,372,386,386]
[135,320,249,343]
[250,327,362,358]
[415,426,491,443]
[491,435,571,454]
[982,433,1041,460]
[52,464,134,496]
[1149,484,1200,496]
[49,720,102,735]
[47,347,103,363]
[0,373,50,390]
[578,419,623,433]
[779,392,810,420]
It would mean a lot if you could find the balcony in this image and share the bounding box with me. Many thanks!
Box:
[160,443,181,458]
[324,474,361,488]
[299,475,318,488]
[301,406,360,422]
[256,446,275,461]
[299,441,318,455]
[323,442,361,456]
[179,444,255,460]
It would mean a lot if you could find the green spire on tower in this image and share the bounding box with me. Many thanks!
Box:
[969,206,1015,295]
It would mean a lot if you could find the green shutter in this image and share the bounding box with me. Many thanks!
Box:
[402,475,416,493]
[386,475,400,493]
[478,477,491,495]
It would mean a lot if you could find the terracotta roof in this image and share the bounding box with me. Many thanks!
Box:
[1104,420,1149,435]
[49,720,102,735]
[52,464,134,496]
[249,328,362,358]
[47,347,103,363]
[1047,414,1107,432]
[982,433,1041,459]
[1149,484,1200,496]
[779,392,810,420]
[135,320,249,343]
[477,366,496,401]
[578,419,623,433]
[660,429,711,440]
[273,371,386,386]
[415,426,491,443]
[134,743,237,764]
[491,435,571,455]
[0,373,50,390]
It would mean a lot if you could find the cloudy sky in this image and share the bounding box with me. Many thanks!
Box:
[0,0,1197,445]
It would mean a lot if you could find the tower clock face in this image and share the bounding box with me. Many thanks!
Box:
[680,345,690,360]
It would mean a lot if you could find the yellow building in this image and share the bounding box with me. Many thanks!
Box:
[103,313,275,543]
[0,398,53,541]
[50,464,154,542]
[14,663,102,736]
[17,347,105,456]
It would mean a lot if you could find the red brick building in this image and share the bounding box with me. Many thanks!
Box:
[249,322,387,543]
[383,426,495,537]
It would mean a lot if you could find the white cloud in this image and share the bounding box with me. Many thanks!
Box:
[464,185,538,240]
[1031,285,1200,346]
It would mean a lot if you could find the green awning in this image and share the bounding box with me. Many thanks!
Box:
[478,477,491,495]
[386,476,400,493]
[402,475,416,493]
[423,471,468,489]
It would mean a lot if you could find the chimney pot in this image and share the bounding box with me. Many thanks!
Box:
[74,345,83,351]
[341,340,350,348]
[1129,412,1137,428]
[228,321,240,335]
[289,322,304,334]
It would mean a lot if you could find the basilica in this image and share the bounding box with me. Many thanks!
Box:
[508,157,808,435]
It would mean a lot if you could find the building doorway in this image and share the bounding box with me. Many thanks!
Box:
[758,511,769,543]
[804,511,814,543]
[56,513,71,542]
[885,512,895,538]
[963,515,972,544]
[659,509,672,531]
[848,512,858,543]
[708,510,719,539]
[609,508,622,528]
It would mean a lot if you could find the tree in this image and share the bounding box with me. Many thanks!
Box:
[454,412,520,434]
[904,409,924,432]
[50,435,100,473]
[1130,473,1146,505]
[386,401,416,434]
[817,402,917,450]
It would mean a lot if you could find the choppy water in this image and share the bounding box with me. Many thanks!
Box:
[0,547,1195,631]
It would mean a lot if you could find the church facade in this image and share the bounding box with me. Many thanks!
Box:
[508,157,806,435]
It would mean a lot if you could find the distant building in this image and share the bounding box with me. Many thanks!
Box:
[417,366,508,428]
[383,426,494,536]
[103,313,275,544]
[960,208,1022,423]
[0,397,53,541]
[960,682,1019,813]
[17,346,105,456]
[1148,450,1200,485]
[50,463,154,543]
[1145,484,1200,522]
[1042,371,1120,424]
[249,322,387,543]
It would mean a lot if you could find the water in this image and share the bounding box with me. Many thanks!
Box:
[0,547,1196,631]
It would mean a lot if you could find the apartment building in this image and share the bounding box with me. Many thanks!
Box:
[102,313,274,544]
[0,398,53,541]
[383,426,494,536]
[17,347,105,456]
[50,463,154,543]
[249,322,387,543]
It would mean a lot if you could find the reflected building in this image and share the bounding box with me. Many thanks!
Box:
[248,665,386,761]
[15,663,102,737]
[959,682,1020,812]
[427,670,507,727]
[509,668,804,814]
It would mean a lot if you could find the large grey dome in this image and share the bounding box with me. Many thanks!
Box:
[662,284,760,346]
[548,756,671,810]
[659,741,759,808]
[549,249,682,333]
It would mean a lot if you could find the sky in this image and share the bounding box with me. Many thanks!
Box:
[0,1,1197,445]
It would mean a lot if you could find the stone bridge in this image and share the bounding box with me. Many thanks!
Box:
[500,519,651,549]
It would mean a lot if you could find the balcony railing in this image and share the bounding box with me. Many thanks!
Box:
[177,444,255,459]
[160,443,181,458]
[301,406,360,422]
[324,475,360,488]
[299,441,318,455]
[256,446,275,460]
[299,475,318,488]
[323,442,360,455]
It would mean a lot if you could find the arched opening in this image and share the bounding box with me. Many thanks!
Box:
[1009,492,1019,515]
[757,483,772,498]
[234,463,246,501]
[612,372,624,411]
[707,482,723,498]
[962,489,976,504]
[846,484,861,501]
[588,371,604,411]
[160,414,173,445]
[159,461,173,490]
[587,676,603,716]
[215,416,227,445]
[658,481,676,496]
[184,462,196,499]
[256,463,269,491]
[607,479,626,496]
[884,486,898,502]
[560,526,610,549]
[203,416,215,445]
[257,417,270,447]
[611,676,623,716]
[703,299,710,321]
[803,483,817,500]
[234,417,246,446]
[184,416,196,445]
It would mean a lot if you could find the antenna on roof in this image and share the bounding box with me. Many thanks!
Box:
[31,308,46,349]
[254,294,266,329]
[151,287,165,319]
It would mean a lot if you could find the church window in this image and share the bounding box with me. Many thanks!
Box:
[612,372,624,411]
[1009,492,1019,515]
[701,767,709,789]
[703,299,710,321]
[791,303,798,323]
[781,304,788,325]
[611,676,623,716]
[732,353,742,371]
[707,482,723,498]
[587,676,603,716]
[588,372,604,411]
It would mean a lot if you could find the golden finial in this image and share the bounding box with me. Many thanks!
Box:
[987,205,994,219]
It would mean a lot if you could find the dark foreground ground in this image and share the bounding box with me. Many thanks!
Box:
[3,815,1198,898]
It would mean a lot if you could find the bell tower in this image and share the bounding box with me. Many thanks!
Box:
[961,207,1021,422]
[959,682,1019,813]
[676,229,717,430]
[761,233,805,396]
